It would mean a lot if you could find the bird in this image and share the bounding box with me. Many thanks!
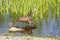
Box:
[9,23,36,35]
[21,23,36,29]
[16,7,38,25]
[20,23,36,35]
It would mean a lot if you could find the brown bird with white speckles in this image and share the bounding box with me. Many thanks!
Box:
[16,7,38,25]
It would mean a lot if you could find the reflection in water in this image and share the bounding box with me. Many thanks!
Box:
[0,16,60,37]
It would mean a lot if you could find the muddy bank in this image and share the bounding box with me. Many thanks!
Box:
[0,36,59,40]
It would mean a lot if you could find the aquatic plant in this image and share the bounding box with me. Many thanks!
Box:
[0,0,60,23]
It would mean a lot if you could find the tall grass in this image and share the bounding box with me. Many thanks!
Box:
[0,0,60,23]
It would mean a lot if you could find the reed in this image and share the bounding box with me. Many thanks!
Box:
[0,0,60,23]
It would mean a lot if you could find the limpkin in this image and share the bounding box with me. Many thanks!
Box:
[16,7,38,25]
[20,23,36,35]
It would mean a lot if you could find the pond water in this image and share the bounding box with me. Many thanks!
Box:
[0,15,60,37]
